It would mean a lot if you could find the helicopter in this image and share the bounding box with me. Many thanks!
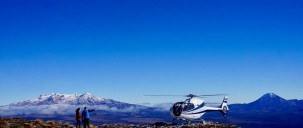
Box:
[146,94,228,122]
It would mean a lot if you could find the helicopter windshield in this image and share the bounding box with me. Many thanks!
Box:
[183,103,195,111]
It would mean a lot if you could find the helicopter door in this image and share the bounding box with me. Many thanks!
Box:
[172,102,184,116]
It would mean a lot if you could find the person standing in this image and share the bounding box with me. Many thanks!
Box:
[75,108,81,128]
[82,107,95,128]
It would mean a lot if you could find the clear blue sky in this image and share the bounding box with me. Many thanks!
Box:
[0,0,302,105]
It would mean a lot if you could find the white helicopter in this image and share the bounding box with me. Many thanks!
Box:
[146,94,229,122]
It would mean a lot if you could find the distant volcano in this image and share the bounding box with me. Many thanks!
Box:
[248,93,291,108]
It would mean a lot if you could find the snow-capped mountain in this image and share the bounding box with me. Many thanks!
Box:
[248,93,291,108]
[0,93,150,116]
[9,92,129,107]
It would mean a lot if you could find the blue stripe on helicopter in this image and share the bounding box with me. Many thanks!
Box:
[186,102,205,112]
[182,110,206,115]
[183,109,220,115]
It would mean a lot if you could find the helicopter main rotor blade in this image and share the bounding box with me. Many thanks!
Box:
[144,94,227,97]
[144,95,185,97]
[198,94,227,96]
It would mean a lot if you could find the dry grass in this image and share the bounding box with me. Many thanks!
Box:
[90,124,96,128]
[32,119,73,128]
[64,122,75,128]
[46,120,56,127]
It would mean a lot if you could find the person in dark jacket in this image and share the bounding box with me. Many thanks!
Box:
[82,107,95,128]
[75,108,81,128]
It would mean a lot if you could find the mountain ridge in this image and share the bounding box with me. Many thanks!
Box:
[8,92,132,108]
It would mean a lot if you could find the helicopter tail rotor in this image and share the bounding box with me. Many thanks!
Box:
[220,96,229,117]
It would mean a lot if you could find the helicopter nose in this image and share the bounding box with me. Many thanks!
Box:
[171,107,182,117]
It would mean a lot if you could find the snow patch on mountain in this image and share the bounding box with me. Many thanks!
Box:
[9,92,121,106]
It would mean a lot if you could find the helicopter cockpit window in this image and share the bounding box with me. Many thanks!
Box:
[183,103,195,111]
[172,102,183,116]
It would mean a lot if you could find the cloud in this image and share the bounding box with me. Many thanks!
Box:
[0,104,143,116]
[139,103,172,111]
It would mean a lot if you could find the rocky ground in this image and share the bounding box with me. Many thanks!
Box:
[0,117,238,128]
